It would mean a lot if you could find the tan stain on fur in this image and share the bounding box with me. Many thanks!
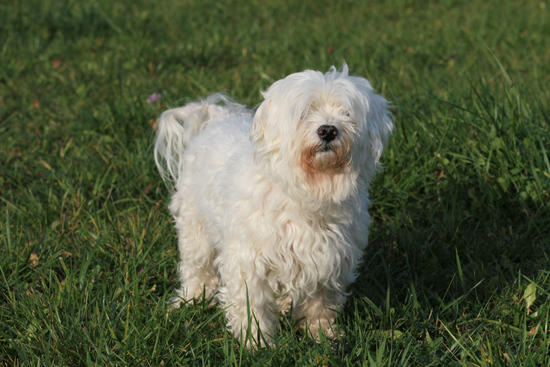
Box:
[299,139,352,185]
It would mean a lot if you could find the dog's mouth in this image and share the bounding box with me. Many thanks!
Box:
[301,139,351,178]
[312,142,335,154]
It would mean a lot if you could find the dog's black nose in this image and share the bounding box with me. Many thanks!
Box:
[317,125,338,142]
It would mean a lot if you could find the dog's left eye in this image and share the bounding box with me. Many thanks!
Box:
[344,111,351,118]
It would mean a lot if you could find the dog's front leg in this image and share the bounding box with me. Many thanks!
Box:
[216,258,278,348]
[294,288,345,340]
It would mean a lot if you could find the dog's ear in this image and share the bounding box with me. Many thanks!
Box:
[250,98,270,148]
[251,71,320,152]
[365,92,394,169]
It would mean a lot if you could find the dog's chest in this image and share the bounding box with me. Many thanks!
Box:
[261,215,357,289]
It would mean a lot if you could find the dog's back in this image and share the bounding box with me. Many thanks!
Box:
[154,94,253,188]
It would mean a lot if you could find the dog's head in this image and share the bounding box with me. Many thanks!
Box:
[251,64,393,203]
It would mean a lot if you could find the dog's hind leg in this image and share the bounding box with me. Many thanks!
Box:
[169,209,219,309]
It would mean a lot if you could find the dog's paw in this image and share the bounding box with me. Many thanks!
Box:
[166,296,184,313]
[304,318,344,341]
[241,334,276,351]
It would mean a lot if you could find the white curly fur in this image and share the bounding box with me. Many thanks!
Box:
[154,64,393,347]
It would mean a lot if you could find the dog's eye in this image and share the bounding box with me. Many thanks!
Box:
[344,111,351,118]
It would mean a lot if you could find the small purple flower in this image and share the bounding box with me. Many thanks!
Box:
[147,93,162,104]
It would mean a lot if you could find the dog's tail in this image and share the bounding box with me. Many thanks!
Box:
[154,93,250,188]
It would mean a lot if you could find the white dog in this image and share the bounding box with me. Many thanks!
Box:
[154,64,393,347]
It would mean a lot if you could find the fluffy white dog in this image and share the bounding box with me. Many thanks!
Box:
[154,64,393,346]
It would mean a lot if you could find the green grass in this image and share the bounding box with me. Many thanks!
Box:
[1,0,549,365]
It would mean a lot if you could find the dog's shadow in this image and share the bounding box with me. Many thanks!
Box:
[342,180,548,345]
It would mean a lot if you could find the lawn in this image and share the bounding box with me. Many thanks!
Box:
[1,0,549,365]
